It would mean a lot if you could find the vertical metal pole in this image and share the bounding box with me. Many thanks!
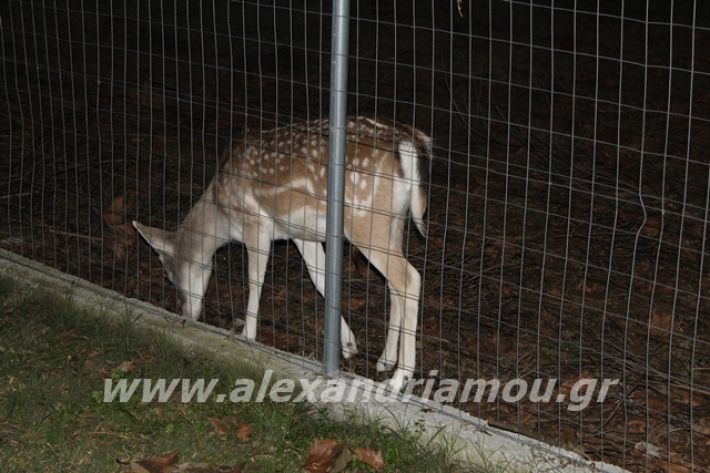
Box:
[323,0,350,376]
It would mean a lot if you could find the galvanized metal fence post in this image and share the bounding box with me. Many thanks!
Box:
[323,0,350,376]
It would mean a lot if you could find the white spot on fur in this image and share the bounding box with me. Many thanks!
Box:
[365,117,387,129]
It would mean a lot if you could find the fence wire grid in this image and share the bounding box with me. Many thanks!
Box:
[2,0,710,471]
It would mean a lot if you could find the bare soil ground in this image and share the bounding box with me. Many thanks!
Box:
[2,1,709,471]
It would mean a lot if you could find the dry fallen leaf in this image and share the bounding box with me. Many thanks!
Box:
[354,447,384,472]
[642,216,662,237]
[103,195,136,262]
[501,284,517,298]
[587,282,605,295]
[273,287,288,305]
[668,462,691,473]
[112,222,137,262]
[116,361,136,373]
[330,447,352,473]
[133,461,243,473]
[87,348,102,359]
[303,438,345,473]
[58,329,78,342]
[234,421,252,443]
[626,418,647,434]
[650,309,673,337]
[346,297,366,311]
[207,417,252,443]
[208,417,229,435]
[130,451,180,473]
[103,195,126,227]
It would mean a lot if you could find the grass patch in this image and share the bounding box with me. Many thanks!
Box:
[0,276,496,472]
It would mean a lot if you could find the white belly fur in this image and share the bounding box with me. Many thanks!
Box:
[275,204,327,242]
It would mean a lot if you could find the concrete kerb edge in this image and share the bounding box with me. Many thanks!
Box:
[0,248,627,473]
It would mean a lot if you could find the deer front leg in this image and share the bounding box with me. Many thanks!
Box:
[292,239,358,359]
[242,229,272,340]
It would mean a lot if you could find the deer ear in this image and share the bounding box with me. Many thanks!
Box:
[132,221,176,260]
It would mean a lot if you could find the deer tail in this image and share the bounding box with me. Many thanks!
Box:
[397,133,431,238]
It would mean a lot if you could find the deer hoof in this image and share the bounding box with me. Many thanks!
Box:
[341,340,358,359]
[383,369,411,392]
[376,354,396,372]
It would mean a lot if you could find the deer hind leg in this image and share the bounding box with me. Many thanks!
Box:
[292,239,358,359]
[241,224,273,340]
[351,217,421,391]
[374,219,407,373]
[376,281,400,372]
[356,246,420,391]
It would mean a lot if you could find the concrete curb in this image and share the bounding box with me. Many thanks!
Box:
[0,248,627,473]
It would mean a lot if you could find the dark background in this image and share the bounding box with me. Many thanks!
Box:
[2,1,709,471]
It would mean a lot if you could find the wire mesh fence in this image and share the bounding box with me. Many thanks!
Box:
[2,0,709,471]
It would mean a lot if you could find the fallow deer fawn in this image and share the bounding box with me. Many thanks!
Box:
[133,115,431,390]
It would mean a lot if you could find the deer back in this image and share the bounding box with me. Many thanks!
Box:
[212,116,429,242]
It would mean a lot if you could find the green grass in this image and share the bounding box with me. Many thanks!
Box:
[0,276,496,473]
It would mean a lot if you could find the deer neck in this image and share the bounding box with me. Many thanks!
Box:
[176,191,230,264]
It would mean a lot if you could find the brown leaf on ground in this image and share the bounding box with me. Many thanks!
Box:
[104,196,127,227]
[138,351,157,363]
[87,348,102,359]
[133,462,243,473]
[208,417,229,435]
[103,195,136,262]
[424,295,456,312]
[273,287,288,305]
[501,284,517,298]
[668,461,691,473]
[425,295,442,311]
[345,297,366,312]
[330,447,352,473]
[116,361,136,373]
[207,417,252,442]
[114,241,128,262]
[354,447,384,471]
[578,281,605,296]
[547,285,562,298]
[112,222,137,261]
[234,421,252,443]
[642,216,662,237]
[113,222,136,239]
[303,438,345,473]
[650,309,672,337]
[626,418,647,434]
[130,451,180,473]
[58,329,79,342]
